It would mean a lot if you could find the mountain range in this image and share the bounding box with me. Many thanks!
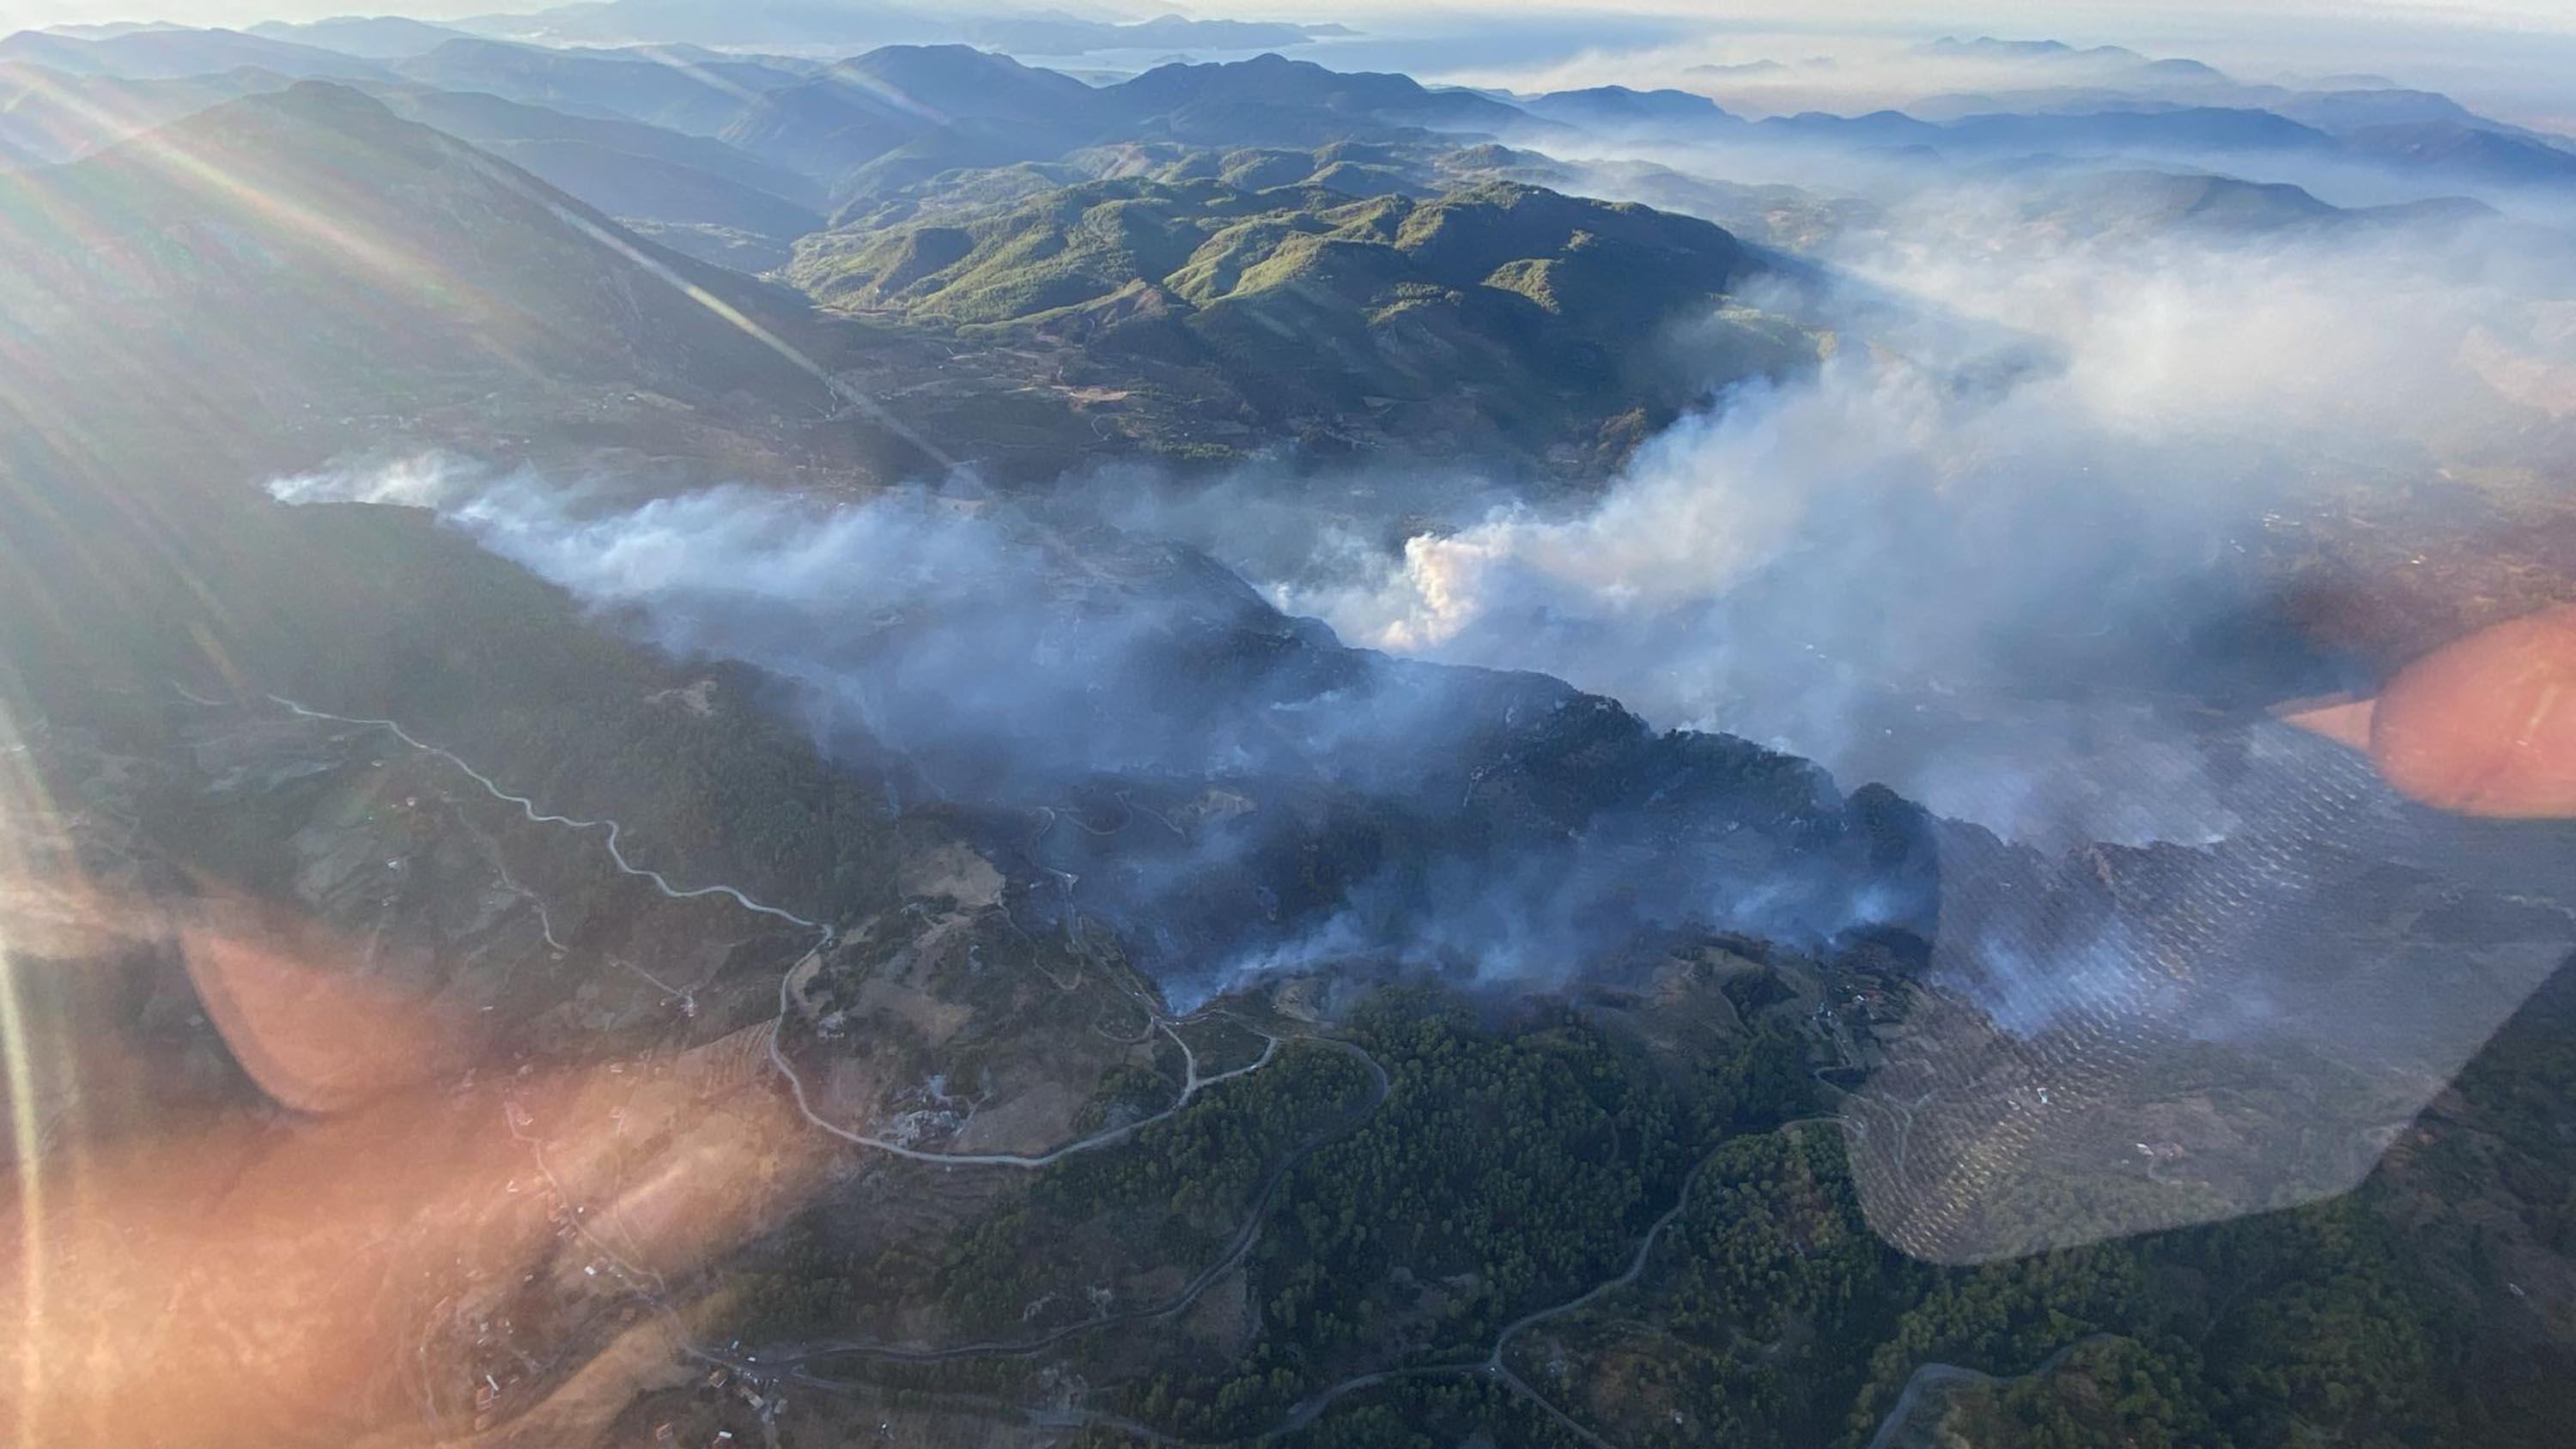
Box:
[9,27,2576,284]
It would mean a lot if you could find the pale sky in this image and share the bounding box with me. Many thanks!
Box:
[5,0,2576,37]
[3,0,2573,130]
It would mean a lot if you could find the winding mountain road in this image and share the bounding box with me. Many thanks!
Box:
[262,693,1302,1171]
[267,695,828,932]
[240,694,2087,1449]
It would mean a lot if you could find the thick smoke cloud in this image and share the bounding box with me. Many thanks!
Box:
[269,458,1939,1005]
[1188,140,2575,1260]
[1214,198,2576,848]
[1032,150,2576,1262]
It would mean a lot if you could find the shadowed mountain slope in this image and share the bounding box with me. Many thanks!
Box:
[389,38,814,136]
[0,25,386,81]
[0,81,830,416]
[0,62,275,162]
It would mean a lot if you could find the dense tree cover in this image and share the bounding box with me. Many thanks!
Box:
[1250,980,2565,1449]
[729,974,2576,1449]
[728,1219,927,1343]
[726,1040,1374,1343]
[1279,1376,1589,1449]
[1112,991,1817,1440]
[1534,1126,1916,1447]
[1523,1125,2468,1449]
[1249,999,1695,1353]
[933,1042,1378,1332]
[1942,1335,2222,1449]
[1666,1129,1890,1346]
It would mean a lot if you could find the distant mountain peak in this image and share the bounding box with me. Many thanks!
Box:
[1925,34,2147,63]
[1522,85,1740,134]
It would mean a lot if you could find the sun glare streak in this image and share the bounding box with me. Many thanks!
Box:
[816,65,951,126]
[626,44,772,111]
[479,155,966,472]
[0,705,55,1449]
[0,925,44,1449]
[5,66,415,294]
[0,66,613,396]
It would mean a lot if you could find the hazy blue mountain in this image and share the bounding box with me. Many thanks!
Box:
[455,0,1350,56]
[0,62,283,161]
[1906,79,2558,150]
[2273,87,2478,132]
[391,37,811,135]
[0,80,823,409]
[1759,101,2576,197]
[453,0,946,49]
[373,83,817,203]
[0,59,828,251]
[2136,55,2227,79]
[719,45,1107,201]
[1756,108,1946,146]
[471,136,822,245]
[969,12,1355,57]
[720,39,1102,178]
[2013,167,2500,237]
[1922,34,2149,64]
[31,20,187,40]
[1941,106,2334,154]
[717,67,953,181]
[0,25,388,80]
[827,42,1100,124]
[1109,52,1535,139]
[2342,119,2576,187]
[244,15,473,58]
[714,47,1557,205]
[1519,85,1745,135]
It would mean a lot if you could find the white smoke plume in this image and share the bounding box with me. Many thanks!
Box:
[1226,195,2576,847]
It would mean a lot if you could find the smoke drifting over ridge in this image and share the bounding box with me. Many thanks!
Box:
[1216,193,2576,848]
[268,457,1943,1005]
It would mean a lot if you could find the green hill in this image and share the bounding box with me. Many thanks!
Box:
[788,170,1818,462]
